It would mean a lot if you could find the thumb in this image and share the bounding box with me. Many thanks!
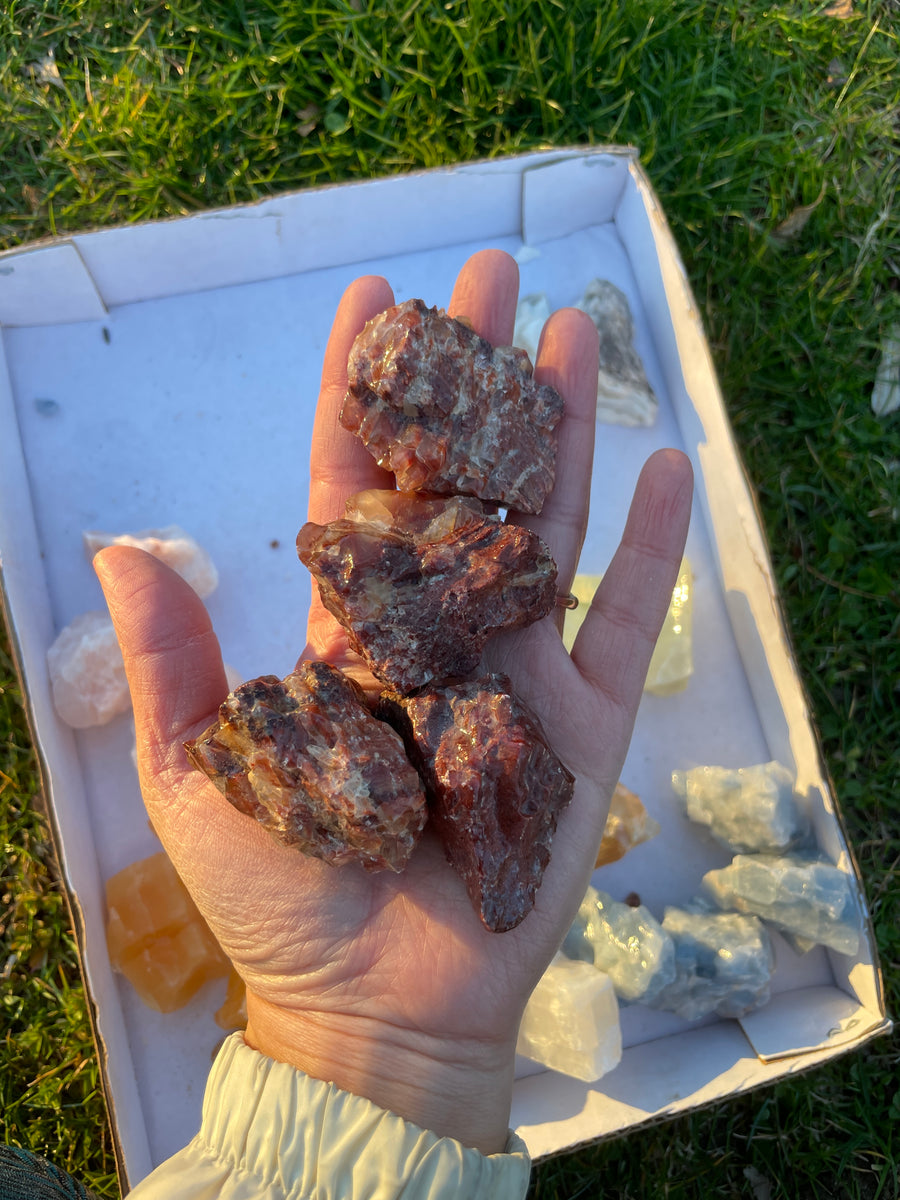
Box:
[94,544,228,794]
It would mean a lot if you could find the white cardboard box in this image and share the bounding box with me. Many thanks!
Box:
[0,148,889,1186]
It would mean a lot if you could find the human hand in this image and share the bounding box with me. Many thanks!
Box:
[95,249,692,1154]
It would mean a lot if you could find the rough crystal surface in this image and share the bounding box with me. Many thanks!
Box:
[382,674,574,932]
[702,854,861,956]
[516,954,622,1082]
[83,524,219,598]
[563,885,676,1004]
[47,609,131,728]
[578,279,658,427]
[106,852,230,1013]
[673,761,809,854]
[648,905,775,1020]
[340,298,564,514]
[564,563,692,696]
[298,490,557,694]
[185,661,427,872]
[595,782,660,867]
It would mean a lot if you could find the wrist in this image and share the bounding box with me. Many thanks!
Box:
[244,990,517,1155]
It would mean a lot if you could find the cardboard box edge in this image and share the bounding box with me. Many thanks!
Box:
[0,586,133,1195]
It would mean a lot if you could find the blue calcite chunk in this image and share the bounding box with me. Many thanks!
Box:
[672,761,809,854]
[702,854,862,956]
[562,886,676,1005]
[648,906,775,1021]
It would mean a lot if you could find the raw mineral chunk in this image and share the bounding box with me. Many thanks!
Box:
[702,854,861,956]
[298,491,557,694]
[648,906,774,1020]
[105,851,230,1013]
[215,967,249,1031]
[578,279,658,427]
[871,323,900,416]
[47,610,131,728]
[516,954,621,1082]
[512,291,551,365]
[340,298,564,514]
[644,557,693,695]
[83,524,218,598]
[383,674,574,932]
[562,574,602,653]
[184,661,427,872]
[595,782,660,867]
[562,885,676,1005]
[563,562,692,696]
[673,761,809,854]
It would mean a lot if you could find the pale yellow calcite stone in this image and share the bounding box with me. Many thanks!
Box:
[561,574,602,653]
[563,559,693,696]
[645,558,693,695]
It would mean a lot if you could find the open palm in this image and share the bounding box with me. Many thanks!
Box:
[97,249,692,1152]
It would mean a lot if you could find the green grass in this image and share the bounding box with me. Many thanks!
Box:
[2,1,899,1196]
[0,635,118,1195]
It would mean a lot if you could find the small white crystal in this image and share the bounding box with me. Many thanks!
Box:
[83,525,218,598]
[703,854,861,956]
[564,886,676,1005]
[512,292,551,366]
[562,574,601,653]
[871,324,900,416]
[516,954,621,1082]
[514,244,542,266]
[645,557,693,695]
[672,761,809,854]
[577,279,658,427]
[649,906,774,1020]
[47,610,130,728]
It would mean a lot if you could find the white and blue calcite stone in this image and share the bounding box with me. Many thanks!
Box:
[672,761,809,855]
[563,886,677,1005]
[647,905,775,1021]
[702,853,862,956]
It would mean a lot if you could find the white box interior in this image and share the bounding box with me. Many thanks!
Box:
[0,149,887,1184]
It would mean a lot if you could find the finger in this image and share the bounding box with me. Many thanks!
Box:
[306,275,396,656]
[95,545,311,919]
[510,306,599,620]
[94,544,227,788]
[572,448,693,709]
[308,274,396,526]
[447,248,519,345]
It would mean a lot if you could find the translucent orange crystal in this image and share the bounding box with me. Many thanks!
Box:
[594,783,661,868]
[105,851,230,1013]
[215,967,249,1031]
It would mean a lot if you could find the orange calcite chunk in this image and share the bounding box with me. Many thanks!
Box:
[106,852,229,1013]
[595,783,661,868]
[215,968,249,1031]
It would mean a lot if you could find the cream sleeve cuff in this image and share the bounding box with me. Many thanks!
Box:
[127,1032,532,1200]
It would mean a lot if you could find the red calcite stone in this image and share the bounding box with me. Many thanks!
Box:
[340,299,564,515]
[381,674,575,932]
[296,490,558,695]
[184,661,427,872]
